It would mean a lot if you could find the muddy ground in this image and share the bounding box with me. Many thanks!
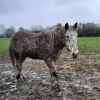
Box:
[0,51,100,100]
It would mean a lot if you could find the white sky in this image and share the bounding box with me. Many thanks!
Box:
[0,0,100,31]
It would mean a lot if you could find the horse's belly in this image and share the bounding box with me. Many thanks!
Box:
[23,51,49,60]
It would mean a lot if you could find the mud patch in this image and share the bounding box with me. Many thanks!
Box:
[0,52,100,99]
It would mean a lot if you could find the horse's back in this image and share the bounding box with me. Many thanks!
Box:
[9,27,64,60]
[9,30,52,59]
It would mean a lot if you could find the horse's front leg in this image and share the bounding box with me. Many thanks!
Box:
[45,59,62,96]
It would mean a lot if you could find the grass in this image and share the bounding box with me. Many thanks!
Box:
[78,37,100,54]
[0,38,9,51]
[0,37,100,54]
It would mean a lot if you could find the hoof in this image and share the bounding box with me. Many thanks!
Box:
[55,88,62,97]
[16,73,20,80]
[55,91,62,97]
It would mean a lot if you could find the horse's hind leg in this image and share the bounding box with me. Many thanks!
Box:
[45,58,62,96]
[14,53,26,80]
[16,61,26,81]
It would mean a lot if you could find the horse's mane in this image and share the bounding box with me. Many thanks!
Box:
[45,23,64,36]
[43,24,65,51]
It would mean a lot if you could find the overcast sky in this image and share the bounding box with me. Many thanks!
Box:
[0,0,100,31]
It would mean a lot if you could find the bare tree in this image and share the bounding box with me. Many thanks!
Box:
[38,25,43,31]
[45,26,52,30]
[0,24,6,37]
[78,22,99,37]
[30,25,44,33]
[5,25,16,38]
[19,27,24,31]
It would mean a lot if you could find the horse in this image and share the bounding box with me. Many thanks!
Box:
[8,22,78,96]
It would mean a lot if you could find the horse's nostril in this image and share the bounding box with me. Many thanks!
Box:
[72,53,75,56]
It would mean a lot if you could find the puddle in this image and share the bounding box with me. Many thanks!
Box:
[6,82,12,85]
[83,85,92,90]
[36,76,41,79]
[42,80,51,85]
[9,84,17,92]
[10,88,17,92]
[10,85,16,88]
[31,73,37,78]
[2,70,12,75]
[1,96,4,99]
[63,96,67,100]
[75,84,79,87]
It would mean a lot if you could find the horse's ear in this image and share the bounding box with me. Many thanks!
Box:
[65,23,69,30]
[74,22,78,29]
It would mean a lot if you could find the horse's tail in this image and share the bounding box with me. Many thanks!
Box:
[8,44,18,72]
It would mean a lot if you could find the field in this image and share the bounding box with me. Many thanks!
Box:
[0,38,9,51]
[0,37,100,100]
[78,37,100,54]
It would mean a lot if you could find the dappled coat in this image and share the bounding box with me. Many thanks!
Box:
[9,25,66,61]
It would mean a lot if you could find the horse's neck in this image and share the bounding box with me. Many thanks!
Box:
[55,32,65,50]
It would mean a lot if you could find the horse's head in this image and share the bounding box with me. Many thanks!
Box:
[65,22,78,58]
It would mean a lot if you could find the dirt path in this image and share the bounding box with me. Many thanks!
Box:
[0,52,100,100]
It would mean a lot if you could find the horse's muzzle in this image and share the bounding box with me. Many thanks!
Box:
[72,53,78,58]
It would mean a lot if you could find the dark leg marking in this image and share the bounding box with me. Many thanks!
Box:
[53,71,58,78]
[15,64,21,80]
[16,73,20,80]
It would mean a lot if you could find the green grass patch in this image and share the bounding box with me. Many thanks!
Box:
[0,38,9,51]
[78,37,100,54]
